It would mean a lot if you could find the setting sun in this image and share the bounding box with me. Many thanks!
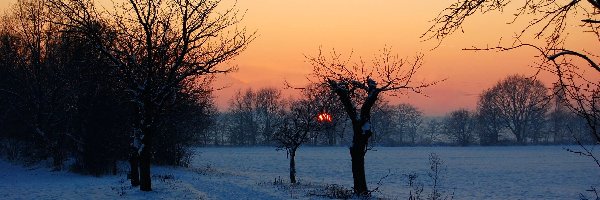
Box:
[317,112,332,123]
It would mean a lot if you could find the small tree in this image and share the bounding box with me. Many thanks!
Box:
[307,47,439,195]
[273,98,323,184]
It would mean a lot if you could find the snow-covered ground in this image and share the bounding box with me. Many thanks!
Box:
[1,146,598,199]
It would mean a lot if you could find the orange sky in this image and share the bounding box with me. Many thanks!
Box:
[1,0,597,116]
[213,0,597,116]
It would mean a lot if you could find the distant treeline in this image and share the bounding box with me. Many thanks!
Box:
[200,75,594,147]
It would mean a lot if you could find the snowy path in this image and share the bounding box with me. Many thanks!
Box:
[0,159,297,200]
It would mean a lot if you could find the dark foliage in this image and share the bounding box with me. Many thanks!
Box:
[0,0,218,177]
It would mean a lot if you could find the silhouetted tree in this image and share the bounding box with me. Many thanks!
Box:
[154,77,216,167]
[0,0,132,174]
[273,98,324,184]
[48,0,254,191]
[228,89,259,145]
[371,101,396,146]
[301,83,346,146]
[307,47,438,195]
[476,89,504,145]
[480,75,550,144]
[444,109,475,146]
[424,118,443,145]
[395,103,423,145]
[0,0,74,169]
[255,87,283,145]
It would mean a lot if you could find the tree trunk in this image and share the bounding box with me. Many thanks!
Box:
[139,148,152,191]
[350,124,370,196]
[129,150,140,186]
[139,127,153,191]
[350,141,368,195]
[289,149,297,184]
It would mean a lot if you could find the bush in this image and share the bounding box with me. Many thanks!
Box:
[309,184,354,199]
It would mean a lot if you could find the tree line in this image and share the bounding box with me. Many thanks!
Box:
[196,74,593,148]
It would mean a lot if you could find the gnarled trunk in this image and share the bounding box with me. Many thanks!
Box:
[350,143,367,195]
[350,124,371,195]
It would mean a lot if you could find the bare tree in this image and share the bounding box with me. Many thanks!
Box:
[301,83,346,146]
[425,3,599,195]
[444,109,475,146]
[307,47,439,195]
[228,89,258,146]
[0,0,83,170]
[255,87,283,145]
[48,0,254,191]
[476,88,504,145]
[395,103,423,145]
[423,0,600,145]
[480,75,550,144]
[371,100,396,146]
[424,118,443,145]
[273,98,324,184]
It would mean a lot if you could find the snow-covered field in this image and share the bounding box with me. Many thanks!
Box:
[1,146,598,199]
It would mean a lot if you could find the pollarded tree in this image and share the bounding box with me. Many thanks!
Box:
[481,75,550,144]
[444,109,475,146]
[48,0,254,191]
[307,47,439,195]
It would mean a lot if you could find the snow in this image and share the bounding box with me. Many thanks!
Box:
[361,122,371,132]
[195,146,600,199]
[0,146,598,199]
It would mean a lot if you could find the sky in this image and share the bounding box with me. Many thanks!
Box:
[0,0,597,116]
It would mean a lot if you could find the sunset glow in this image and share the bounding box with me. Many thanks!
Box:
[1,0,599,198]
[1,0,597,116]
[210,0,599,116]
